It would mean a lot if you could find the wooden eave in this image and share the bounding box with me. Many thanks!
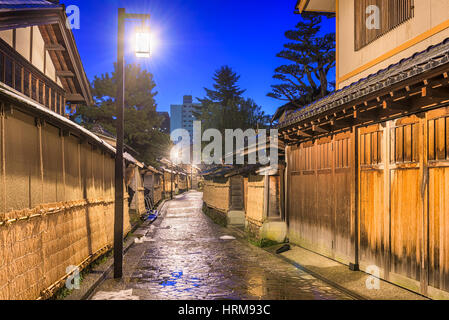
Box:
[279,72,449,145]
[0,7,93,106]
[0,82,115,157]
[278,38,449,145]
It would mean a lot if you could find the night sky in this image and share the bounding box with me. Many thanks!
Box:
[62,0,335,116]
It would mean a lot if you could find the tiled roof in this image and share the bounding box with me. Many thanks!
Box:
[278,38,449,129]
[0,0,60,10]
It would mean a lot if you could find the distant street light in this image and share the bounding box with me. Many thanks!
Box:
[170,146,179,200]
[114,8,151,279]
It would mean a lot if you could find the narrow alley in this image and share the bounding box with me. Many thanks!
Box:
[90,191,352,300]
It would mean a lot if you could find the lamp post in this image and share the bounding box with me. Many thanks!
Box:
[171,166,174,200]
[170,147,180,199]
[114,8,151,279]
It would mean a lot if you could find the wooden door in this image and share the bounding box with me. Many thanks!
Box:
[427,109,449,293]
[389,117,423,285]
[286,133,353,263]
[358,116,425,291]
[358,125,389,276]
[230,176,244,210]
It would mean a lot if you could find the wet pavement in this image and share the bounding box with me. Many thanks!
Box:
[90,191,352,300]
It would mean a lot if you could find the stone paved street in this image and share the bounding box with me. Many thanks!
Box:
[90,191,352,300]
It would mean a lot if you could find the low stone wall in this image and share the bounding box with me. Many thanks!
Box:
[202,203,227,227]
[202,179,230,213]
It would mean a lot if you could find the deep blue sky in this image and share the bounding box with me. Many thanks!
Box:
[63,0,334,116]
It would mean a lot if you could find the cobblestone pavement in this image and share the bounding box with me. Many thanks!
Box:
[90,191,352,300]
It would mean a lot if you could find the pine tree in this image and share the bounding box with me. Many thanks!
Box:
[72,63,170,167]
[194,65,269,134]
[268,13,335,107]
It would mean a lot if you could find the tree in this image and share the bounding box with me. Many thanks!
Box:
[194,65,269,134]
[268,13,335,107]
[72,63,170,167]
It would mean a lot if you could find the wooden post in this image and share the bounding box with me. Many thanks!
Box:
[383,120,391,281]
[350,125,360,271]
[263,173,270,220]
[420,113,429,296]
[279,163,286,221]
[0,103,5,214]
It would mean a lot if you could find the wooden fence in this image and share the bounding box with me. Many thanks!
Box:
[285,106,449,297]
[202,178,230,213]
[0,107,130,300]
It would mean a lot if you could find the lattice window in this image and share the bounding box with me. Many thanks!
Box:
[390,124,419,164]
[23,69,30,97]
[301,145,315,171]
[14,63,22,93]
[317,141,332,170]
[336,138,351,168]
[355,0,414,51]
[428,117,449,161]
[361,131,383,165]
[4,55,12,87]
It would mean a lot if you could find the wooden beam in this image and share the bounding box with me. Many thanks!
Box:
[282,134,294,141]
[45,44,66,51]
[312,125,329,134]
[331,117,356,130]
[353,110,373,121]
[297,130,312,137]
[56,70,75,78]
[383,99,409,111]
[428,86,449,100]
[65,93,85,102]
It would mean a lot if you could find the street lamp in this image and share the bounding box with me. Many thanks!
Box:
[114,8,151,279]
[135,27,151,58]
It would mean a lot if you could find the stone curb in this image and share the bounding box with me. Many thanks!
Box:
[64,199,169,300]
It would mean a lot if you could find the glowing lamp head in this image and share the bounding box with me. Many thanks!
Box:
[170,145,181,165]
[135,30,151,58]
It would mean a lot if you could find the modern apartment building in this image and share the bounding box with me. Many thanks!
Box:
[170,95,201,141]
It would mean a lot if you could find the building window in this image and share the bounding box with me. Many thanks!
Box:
[355,0,414,51]
[428,117,449,161]
[52,90,57,111]
[45,85,50,107]
[390,123,419,164]
[4,55,13,87]
[23,69,30,97]
[38,80,44,104]
[14,64,22,93]
[56,93,61,113]
[360,131,382,165]
[31,76,37,100]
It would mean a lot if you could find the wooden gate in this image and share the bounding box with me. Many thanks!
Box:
[358,110,449,296]
[286,132,354,263]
